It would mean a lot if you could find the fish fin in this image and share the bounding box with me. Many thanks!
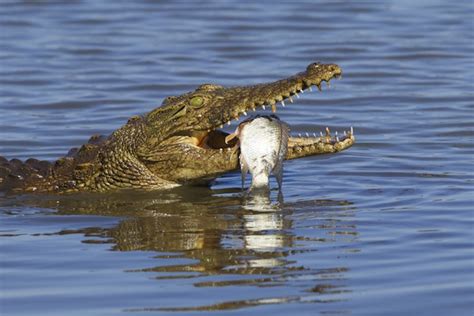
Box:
[274,122,289,191]
[240,154,249,190]
[273,162,283,190]
[280,121,290,159]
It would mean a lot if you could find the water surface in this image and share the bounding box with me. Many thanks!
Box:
[1,0,473,315]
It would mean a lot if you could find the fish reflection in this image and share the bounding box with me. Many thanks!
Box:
[240,191,288,268]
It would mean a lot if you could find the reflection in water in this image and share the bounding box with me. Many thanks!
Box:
[242,189,288,269]
[8,188,358,311]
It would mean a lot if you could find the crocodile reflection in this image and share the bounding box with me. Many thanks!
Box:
[19,188,357,306]
[104,190,295,274]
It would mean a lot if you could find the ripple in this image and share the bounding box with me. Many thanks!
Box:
[0,0,473,315]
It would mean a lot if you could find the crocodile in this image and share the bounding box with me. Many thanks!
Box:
[0,62,355,194]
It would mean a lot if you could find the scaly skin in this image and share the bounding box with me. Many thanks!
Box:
[0,62,355,194]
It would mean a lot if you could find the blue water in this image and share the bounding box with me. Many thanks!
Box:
[1,1,473,315]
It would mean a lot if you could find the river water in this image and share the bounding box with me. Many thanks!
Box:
[1,1,473,315]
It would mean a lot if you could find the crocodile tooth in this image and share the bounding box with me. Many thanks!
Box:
[299,89,304,93]
[308,86,313,92]
[219,124,224,128]
[326,81,331,88]
[336,136,340,142]
[305,132,309,137]
[325,127,331,136]
[262,105,266,110]
[289,96,293,103]
[227,121,231,126]
[320,131,323,137]
[313,132,317,137]
[227,147,232,152]
[344,131,347,136]
[243,111,247,116]
[351,126,354,134]
[219,148,223,152]
[335,131,338,136]
[298,133,302,137]
[281,101,285,107]
[295,92,300,98]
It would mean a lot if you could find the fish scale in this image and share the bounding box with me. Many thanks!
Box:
[227,115,289,191]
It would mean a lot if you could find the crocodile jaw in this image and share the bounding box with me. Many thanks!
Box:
[143,62,354,184]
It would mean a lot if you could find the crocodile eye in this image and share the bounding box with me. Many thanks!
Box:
[190,96,204,108]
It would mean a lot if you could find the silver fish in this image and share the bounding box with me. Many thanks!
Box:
[225,115,289,192]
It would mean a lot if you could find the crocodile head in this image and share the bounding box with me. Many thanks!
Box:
[139,62,355,185]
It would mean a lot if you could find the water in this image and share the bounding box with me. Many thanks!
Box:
[1,0,473,315]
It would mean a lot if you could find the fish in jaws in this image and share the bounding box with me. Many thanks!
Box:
[225,115,289,193]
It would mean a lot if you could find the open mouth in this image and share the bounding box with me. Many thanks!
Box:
[185,63,354,154]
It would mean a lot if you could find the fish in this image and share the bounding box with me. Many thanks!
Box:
[225,115,289,192]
